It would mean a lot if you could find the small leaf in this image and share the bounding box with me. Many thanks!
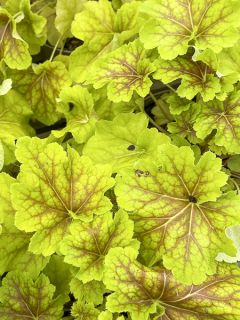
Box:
[0,271,63,319]
[92,40,155,102]
[11,61,71,125]
[217,225,240,263]
[71,302,100,320]
[194,91,240,153]
[61,210,135,282]
[12,137,114,256]
[0,8,31,69]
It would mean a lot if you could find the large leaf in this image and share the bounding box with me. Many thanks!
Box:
[12,137,114,256]
[153,55,221,102]
[0,90,33,165]
[70,0,141,83]
[92,40,155,102]
[0,173,48,277]
[0,8,31,69]
[11,61,71,125]
[194,91,240,153]
[52,85,97,144]
[115,144,240,284]
[0,271,63,320]
[60,210,136,282]
[217,41,240,81]
[83,113,170,172]
[140,0,240,60]
[104,247,240,320]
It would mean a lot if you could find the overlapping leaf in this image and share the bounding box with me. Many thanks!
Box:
[154,56,222,101]
[11,61,71,125]
[0,172,48,277]
[71,302,100,320]
[12,137,114,256]
[84,113,170,171]
[92,40,155,102]
[52,86,97,144]
[70,0,141,83]
[61,210,136,282]
[0,8,31,69]
[0,271,63,319]
[140,0,240,60]
[104,247,240,320]
[194,91,240,153]
[217,225,240,263]
[115,144,240,284]
[0,89,33,164]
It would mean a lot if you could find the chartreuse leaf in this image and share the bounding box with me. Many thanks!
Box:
[217,41,240,81]
[154,56,221,102]
[83,113,170,172]
[11,137,114,256]
[115,144,240,284]
[0,8,31,69]
[71,301,100,320]
[140,0,240,60]
[10,0,47,54]
[0,173,48,277]
[11,61,71,125]
[70,277,106,305]
[92,40,155,102]
[0,271,63,319]
[0,78,12,95]
[70,0,141,83]
[61,210,136,282]
[0,141,3,171]
[104,247,240,320]
[168,105,202,144]
[0,90,33,165]
[55,0,87,37]
[43,255,72,299]
[52,86,97,144]
[194,91,240,153]
[217,225,240,263]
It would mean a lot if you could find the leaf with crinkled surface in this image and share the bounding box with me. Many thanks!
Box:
[0,271,63,320]
[0,90,33,165]
[70,0,141,83]
[71,302,100,320]
[55,0,87,37]
[92,40,155,102]
[154,56,221,102]
[83,113,170,172]
[12,137,114,256]
[52,86,97,144]
[216,225,240,264]
[61,210,135,282]
[104,247,240,320]
[70,277,106,305]
[0,8,31,69]
[168,105,202,144]
[140,0,240,60]
[166,94,192,115]
[11,61,71,125]
[115,144,240,284]
[194,91,240,154]
[0,173,48,277]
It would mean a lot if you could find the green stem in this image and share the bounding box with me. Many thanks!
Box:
[165,83,176,93]
[149,91,171,121]
[49,35,63,61]
[138,100,168,134]
[230,178,240,195]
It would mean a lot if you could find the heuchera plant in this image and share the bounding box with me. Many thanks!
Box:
[1,0,240,319]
